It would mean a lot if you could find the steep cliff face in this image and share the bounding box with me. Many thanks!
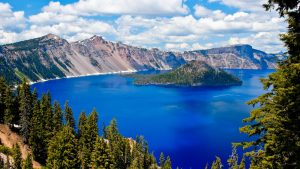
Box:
[0,34,279,83]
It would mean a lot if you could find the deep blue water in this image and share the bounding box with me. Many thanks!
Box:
[31,69,273,169]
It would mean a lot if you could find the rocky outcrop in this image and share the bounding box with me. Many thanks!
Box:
[0,34,279,83]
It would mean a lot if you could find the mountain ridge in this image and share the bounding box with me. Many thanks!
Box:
[0,34,280,84]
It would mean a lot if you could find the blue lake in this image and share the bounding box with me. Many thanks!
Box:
[31,69,273,169]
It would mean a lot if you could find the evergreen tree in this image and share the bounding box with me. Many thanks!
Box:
[78,112,89,169]
[239,0,300,168]
[13,144,22,169]
[4,87,14,124]
[18,79,32,143]
[46,125,79,169]
[77,109,98,168]
[52,101,63,132]
[211,157,222,169]
[0,77,7,122]
[129,157,140,169]
[163,156,172,169]
[239,156,246,169]
[90,137,115,169]
[64,101,76,130]
[87,109,98,150]
[227,146,238,169]
[40,93,53,140]
[159,152,165,168]
[29,100,47,164]
[104,119,132,168]
[23,154,33,169]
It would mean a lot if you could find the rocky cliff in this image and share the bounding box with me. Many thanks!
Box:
[0,34,279,83]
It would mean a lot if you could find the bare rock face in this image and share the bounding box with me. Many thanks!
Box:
[182,45,279,69]
[0,34,279,83]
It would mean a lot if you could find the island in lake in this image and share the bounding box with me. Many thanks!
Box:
[131,60,243,87]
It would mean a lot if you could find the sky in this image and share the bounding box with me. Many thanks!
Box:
[0,0,287,52]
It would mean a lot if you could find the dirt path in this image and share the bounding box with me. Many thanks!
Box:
[0,124,42,168]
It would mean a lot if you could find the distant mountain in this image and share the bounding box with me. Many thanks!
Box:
[182,44,278,69]
[133,60,242,87]
[0,34,279,84]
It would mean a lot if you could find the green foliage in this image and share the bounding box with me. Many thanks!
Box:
[19,79,32,143]
[23,154,33,169]
[163,156,172,169]
[238,0,300,168]
[52,101,63,132]
[0,58,20,84]
[211,157,222,169]
[239,156,246,169]
[227,146,239,169]
[64,101,76,131]
[104,119,133,168]
[46,126,80,169]
[29,99,47,164]
[0,77,8,122]
[90,137,115,169]
[13,144,22,169]
[133,61,242,87]
[159,152,165,168]
[0,145,13,155]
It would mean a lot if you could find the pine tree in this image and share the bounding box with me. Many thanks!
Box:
[104,119,132,168]
[46,125,79,169]
[19,79,32,143]
[227,146,238,169]
[64,101,76,130]
[40,93,53,140]
[4,87,14,124]
[90,137,115,169]
[23,154,33,169]
[13,144,22,169]
[52,101,63,132]
[129,157,140,169]
[211,157,222,169]
[29,100,47,164]
[87,109,98,150]
[163,156,172,169]
[239,156,246,169]
[159,152,165,168]
[0,77,7,122]
[78,112,89,169]
[78,109,98,169]
[239,0,300,168]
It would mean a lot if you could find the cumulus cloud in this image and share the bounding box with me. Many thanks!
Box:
[0,2,26,31]
[0,1,287,53]
[208,0,266,12]
[42,0,189,16]
[194,4,226,19]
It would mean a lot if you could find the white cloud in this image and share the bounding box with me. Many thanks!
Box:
[208,0,266,12]
[0,1,287,53]
[0,3,26,31]
[165,43,190,51]
[194,4,226,19]
[43,0,189,16]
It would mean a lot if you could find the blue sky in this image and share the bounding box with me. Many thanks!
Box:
[0,0,286,52]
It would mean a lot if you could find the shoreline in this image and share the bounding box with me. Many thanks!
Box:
[29,69,140,85]
[28,67,273,86]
